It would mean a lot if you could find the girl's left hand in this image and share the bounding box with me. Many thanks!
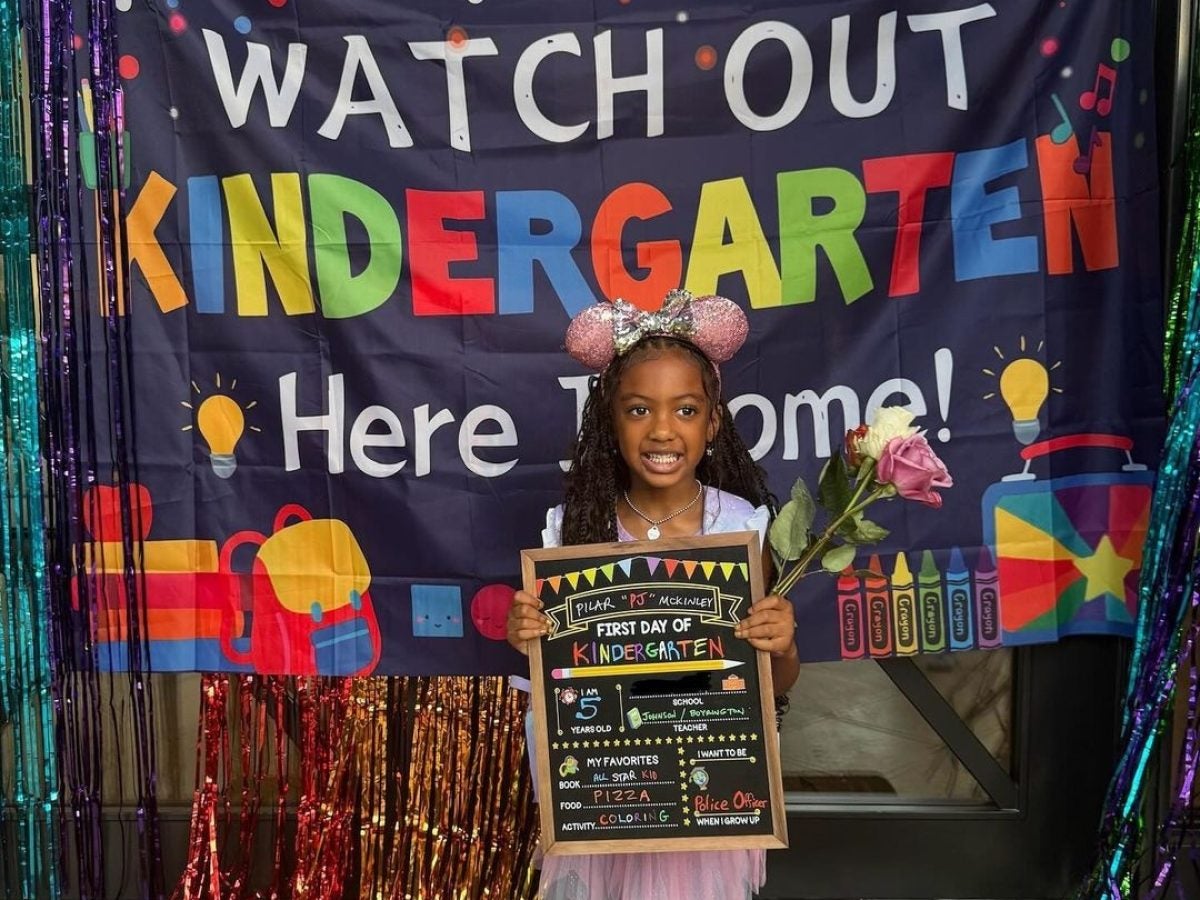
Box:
[734,594,798,658]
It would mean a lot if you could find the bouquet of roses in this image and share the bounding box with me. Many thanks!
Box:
[769,407,953,596]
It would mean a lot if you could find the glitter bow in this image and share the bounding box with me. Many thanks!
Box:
[564,289,748,371]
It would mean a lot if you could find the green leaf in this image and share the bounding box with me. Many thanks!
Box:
[836,511,862,539]
[769,480,816,561]
[818,451,853,516]
[850,517,889,543]
[821,543,857,573]
[840,516,890,545]
[790,475,815,509]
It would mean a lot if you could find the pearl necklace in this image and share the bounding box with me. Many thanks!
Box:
[623,481,703,540]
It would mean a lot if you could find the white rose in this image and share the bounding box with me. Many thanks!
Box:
[857,406,918,460]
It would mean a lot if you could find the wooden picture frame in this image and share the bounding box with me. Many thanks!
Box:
[522,531,789,857]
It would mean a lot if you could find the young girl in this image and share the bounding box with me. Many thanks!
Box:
[508,289,799,900]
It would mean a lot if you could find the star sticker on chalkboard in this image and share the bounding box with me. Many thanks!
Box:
[551,742,559,750]
[750,733,759,741]
[681,793,689,803]
[683,818,691,826]
[738,733,747,741]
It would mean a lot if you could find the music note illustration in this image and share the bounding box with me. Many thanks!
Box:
[1073,126,1101,174]
[1079,64,1117,117]
[1050,93,1074,144]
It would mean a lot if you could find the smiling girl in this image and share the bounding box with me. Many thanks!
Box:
[508,289,798,900]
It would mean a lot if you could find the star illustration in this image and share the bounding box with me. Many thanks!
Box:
[1074,534,1135,602]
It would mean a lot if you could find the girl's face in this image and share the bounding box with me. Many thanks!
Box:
[611,347,718,497]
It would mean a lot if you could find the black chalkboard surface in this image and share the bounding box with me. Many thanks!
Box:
[522,532,788,857]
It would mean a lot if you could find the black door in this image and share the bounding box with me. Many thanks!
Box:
[762,639,1125,899]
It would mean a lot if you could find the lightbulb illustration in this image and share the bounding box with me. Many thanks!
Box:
[182,375,260,478]
[982,338,1061,448]
[197,393,245,478]
[998,357,1050,446]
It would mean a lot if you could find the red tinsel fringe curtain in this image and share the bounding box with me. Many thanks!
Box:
[176,675,538,900]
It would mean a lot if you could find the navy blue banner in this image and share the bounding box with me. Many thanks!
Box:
[79,0,1161,674]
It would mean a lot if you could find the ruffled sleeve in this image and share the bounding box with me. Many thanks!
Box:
[745,503,771,547]
[541,505,564,549]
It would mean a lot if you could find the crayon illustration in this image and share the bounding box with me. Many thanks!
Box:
[946,547,975,650]
[865,555,894,657]
[975,545,1002,649]
[917,550,947,653]
[891,553,919,656]
[837,567,866,660]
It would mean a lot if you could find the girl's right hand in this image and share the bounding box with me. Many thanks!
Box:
[507,589,550,655]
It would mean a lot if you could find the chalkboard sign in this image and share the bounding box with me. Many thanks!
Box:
[522,532,788,857]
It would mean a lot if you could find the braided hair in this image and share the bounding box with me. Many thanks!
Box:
[560,335,775,546]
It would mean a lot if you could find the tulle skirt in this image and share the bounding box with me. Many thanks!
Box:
[538,848,766,900]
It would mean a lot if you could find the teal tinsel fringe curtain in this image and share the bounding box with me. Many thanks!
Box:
[0,0,61,897]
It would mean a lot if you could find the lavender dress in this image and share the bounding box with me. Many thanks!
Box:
[536,487,772,900]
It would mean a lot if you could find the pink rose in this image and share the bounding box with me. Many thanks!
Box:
[876,434,953,508]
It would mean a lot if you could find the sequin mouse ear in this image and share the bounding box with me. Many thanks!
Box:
[564,303,618,370]
[687,294,748,364]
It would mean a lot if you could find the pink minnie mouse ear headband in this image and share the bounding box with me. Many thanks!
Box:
[565,289,748,372]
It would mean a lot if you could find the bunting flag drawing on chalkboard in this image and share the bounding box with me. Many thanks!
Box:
[536,556,752,598]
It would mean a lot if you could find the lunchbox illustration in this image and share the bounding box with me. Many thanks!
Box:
[980,433,1152,645]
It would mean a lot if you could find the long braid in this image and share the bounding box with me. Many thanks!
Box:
[699,405,777,513]
[562,378,621,544]
[561,336,775,545]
